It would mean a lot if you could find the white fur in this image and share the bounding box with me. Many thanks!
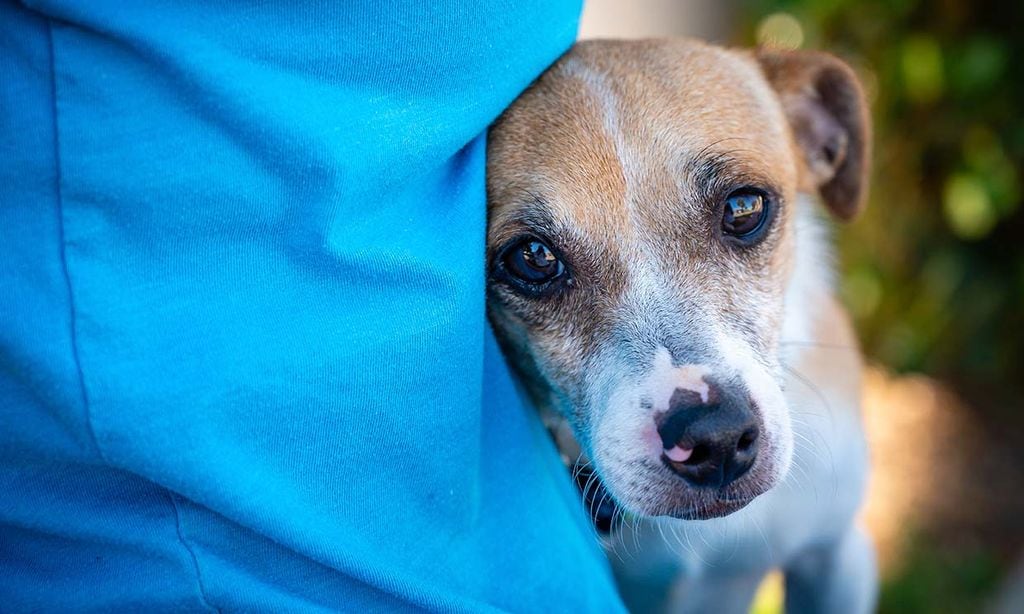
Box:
[595,349,712,465]
[780,194,837,361]
[713,323,795,485]
[646,348,712,407]
[560,58,673,308]
[610,198,875,614]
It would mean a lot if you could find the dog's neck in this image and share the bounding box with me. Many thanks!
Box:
[780,194,837,367]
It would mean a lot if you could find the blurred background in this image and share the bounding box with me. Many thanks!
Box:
[579,1,1024,612]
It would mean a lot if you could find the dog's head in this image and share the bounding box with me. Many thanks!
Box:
[486,39,869,520]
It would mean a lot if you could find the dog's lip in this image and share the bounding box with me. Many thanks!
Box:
[660,495,755,520]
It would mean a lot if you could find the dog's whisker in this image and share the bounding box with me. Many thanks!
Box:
[789,448,819,503]
[751,512,772,555]
[656,518,671,550]
[790,427,829,468]
[783,364,840,480]
[778,339,858,352]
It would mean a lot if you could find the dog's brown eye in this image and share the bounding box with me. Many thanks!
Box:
[722,190,769,240]
[502,239,565,285]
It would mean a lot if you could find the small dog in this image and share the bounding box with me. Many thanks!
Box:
[486,39,875,613]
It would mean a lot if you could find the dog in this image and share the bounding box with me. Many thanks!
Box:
[485,39,875,613]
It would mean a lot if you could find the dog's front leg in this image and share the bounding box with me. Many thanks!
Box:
[665,570,768,614]
[616,561,766,614]
[783,525,877,614]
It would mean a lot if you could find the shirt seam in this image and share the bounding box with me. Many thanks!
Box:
[168,492,221,613]
[45,18,104,464]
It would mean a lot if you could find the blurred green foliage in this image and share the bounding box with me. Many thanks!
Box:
[740,0,1024,407]
[878,535,1003,614]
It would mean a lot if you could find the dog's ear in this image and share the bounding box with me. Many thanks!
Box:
[756,49,871,220]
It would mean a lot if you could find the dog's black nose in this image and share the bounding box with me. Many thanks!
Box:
[657,386,760,489]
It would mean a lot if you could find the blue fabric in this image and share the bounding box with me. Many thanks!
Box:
[0,1,624,610]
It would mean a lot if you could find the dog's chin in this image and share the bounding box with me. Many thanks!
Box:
[660,496,756,520]
[578,463,780,532]
[604,467,778,523]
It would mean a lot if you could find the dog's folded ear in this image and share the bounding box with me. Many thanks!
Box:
[756,49,871,220]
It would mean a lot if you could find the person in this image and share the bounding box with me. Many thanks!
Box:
[0,1,624,610]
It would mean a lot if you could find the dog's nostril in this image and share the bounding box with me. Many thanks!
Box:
[737,428,759,452]
[682,444,710,466]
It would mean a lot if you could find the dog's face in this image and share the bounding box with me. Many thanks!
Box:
[486,40,869,520]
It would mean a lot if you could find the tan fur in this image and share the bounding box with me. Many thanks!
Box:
[489,39,799,251]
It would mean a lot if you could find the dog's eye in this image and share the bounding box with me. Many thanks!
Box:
[722,189,770,240]
[502,239,565,285]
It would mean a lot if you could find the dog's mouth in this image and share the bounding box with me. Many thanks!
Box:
[671,495,754,521]
[572,463,757,533]
[574,464,619,533]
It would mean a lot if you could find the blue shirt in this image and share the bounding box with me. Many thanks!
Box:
[0,1,624,610]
